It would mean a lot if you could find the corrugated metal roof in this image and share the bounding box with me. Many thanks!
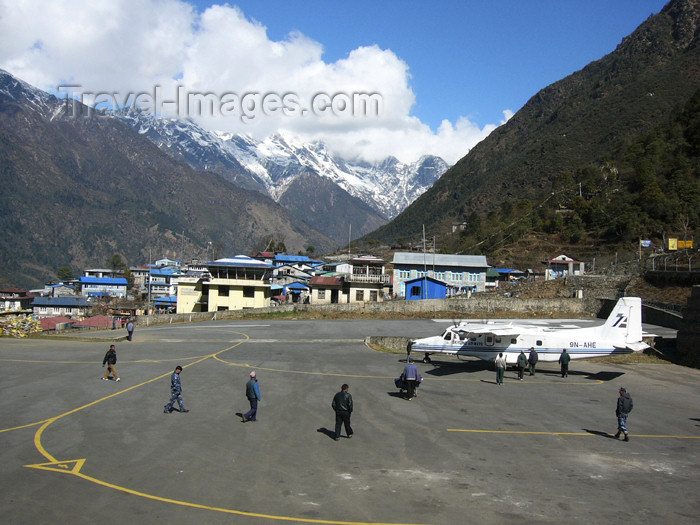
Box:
[392,252,489,268]
[310,276,342,287]
[210,256,272,268]
[33,296,90,307]
[79,277,128,285]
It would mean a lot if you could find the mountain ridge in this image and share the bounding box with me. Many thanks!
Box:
[0,69,336,288]
[366,0,700,247]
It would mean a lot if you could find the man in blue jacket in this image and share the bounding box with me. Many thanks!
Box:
[401,358,420,400]
[164,366,188,413]
[242,371,261,422]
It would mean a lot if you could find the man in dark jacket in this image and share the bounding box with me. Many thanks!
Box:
[101,344,120,381]
[558,348,571,377]
[332,384,353,440]
[164,366,188,413]
[614,387,633,441]
[517,350,528,380]
[242,371,261,422]
[528,347,538,376]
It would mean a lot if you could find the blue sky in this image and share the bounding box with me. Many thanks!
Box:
[0,0,669,163]
[197,1,667,130]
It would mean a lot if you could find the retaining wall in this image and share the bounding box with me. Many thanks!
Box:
[136,297,589,327]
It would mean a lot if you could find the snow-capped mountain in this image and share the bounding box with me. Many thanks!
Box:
[112,109,450,221]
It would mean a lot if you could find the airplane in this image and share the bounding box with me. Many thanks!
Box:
[409,296,650,364]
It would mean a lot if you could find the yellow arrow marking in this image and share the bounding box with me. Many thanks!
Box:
[25,458,86,474]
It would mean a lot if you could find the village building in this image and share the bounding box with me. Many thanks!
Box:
[0,287,34,311]
[404,276,447,300]
[391,252,490,297]
[310,255,389,303]
[32,296,91,318]
[148,267,180,298]
[544,254,585,280]
[79,276,128,298]
[176,256,273,313]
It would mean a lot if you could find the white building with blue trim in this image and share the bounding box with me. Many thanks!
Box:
[391,252,490,297]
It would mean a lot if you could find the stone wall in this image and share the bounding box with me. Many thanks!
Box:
[135,296,588,327]
[676,285,700,368]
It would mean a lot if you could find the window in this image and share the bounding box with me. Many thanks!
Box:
[218,286,229,297]
[398,270,410,279]
[370,290,378,301]
[434,271,445,281]
[243,287,255,298]
[410,286,421,298]
[467,272,480,282]
[318,289,326,300]
[450,272,463,281]
[355,290,364,301]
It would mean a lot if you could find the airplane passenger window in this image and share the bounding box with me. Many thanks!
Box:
[536,340,543,346]
[511,338,517,344]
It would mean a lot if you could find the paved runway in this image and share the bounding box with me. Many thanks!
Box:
[1,319,698,524]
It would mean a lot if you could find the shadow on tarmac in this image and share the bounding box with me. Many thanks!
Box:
[317,427,337,440]
[422,360,491,377]
[539,370,625,382]
[583,428,618,439]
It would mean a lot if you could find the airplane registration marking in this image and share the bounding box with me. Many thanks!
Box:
[447,429,700,439]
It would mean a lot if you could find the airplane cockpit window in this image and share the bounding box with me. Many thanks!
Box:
[443,332,452,341]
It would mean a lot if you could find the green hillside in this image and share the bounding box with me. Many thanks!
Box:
[363,0,700,260]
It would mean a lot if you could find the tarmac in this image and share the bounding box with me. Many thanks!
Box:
[1,318,698,524]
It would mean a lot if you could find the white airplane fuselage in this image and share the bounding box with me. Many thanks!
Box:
[410,297,649,364]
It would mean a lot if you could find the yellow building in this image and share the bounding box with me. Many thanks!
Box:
[176,257,273,313]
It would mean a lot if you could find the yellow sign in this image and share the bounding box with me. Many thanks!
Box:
[669,238,677,251]
[678,240,694,249]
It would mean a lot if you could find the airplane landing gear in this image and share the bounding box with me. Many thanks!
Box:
[422,353,432,364]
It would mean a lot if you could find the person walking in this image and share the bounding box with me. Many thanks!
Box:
[517,350,528,380]
[126,319,135,341]
[332,384,353,440]
[558,348,570,377]
[495,352,506,385]
[401,358,420,400]
[528,347,538,376]
[242,371,261,422]
[101,344,120,381]
[614,387,634,441]
[164,365,188,413]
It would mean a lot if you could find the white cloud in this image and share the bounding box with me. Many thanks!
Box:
[0,0,508,164]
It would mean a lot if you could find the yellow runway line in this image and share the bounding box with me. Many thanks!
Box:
[447,429,700,439]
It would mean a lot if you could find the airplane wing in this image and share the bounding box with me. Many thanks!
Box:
[458,326,520,337]
[615,342,649,351]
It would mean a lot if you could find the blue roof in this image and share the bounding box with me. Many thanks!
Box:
[150,268,178,276]
[79,277,128,285]
[153,295,177,304]
[284,282,310,290]
[273,255,323,264]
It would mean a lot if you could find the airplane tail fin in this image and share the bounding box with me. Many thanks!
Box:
[600,297,643,345]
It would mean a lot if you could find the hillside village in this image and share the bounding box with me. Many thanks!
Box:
[0,250,593,336]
